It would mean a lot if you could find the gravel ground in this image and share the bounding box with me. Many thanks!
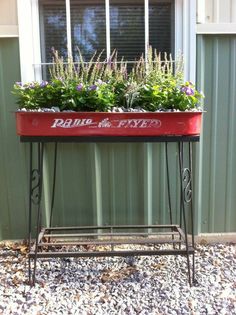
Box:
[0,242,235,315]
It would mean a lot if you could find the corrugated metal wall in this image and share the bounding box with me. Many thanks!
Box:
[0,38,28,239]
[196,34,236,233]
[0,35,236,239]
[43,142,182,229]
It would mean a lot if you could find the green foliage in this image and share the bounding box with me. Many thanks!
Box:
[13,48,204,112]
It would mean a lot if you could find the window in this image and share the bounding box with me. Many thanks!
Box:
[17,0,196,82]
[38,0,174,65]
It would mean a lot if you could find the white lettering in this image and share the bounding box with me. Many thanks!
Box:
[73,119,81,126]
[139,120,149,128]
[115,119,161,129]
[63,119,73,128]
[150,119,161,128]
[51,117,162,130]
[117,120,127,128]
[51,119,64,128]
[84,119,93,126]
[129,119,140,128]
[51,118,94,129]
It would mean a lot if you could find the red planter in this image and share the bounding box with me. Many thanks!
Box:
[15,111,202,137]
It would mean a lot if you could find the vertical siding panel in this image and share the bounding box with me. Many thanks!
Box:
[0,43,11,239]
[42,147,52,226]
[109,144,129,225]
[213,38,230,231]
[197,36,215,232]
[126,144,143,224]
[108,147,116,224]
[212,0,220,23]
[232,0,236,22]
[0,39,30,240]
[197,34,236,233]
[159,145,167,225]
[195,35,205,234]
[204,0,214,22]
[89,144,103,226]
[208,37,218,232]
[218,0,231,22]
[143,144,153,226]
[0,0,18,25]
[225,38,236,229]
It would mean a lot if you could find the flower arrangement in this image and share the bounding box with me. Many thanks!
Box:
[13,48,204,112]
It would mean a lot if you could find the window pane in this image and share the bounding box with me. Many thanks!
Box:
[110,0,145,62]
[39,0,174,67]
[39,0,67,63]
[149,0,174,56]
[70,0,106,61]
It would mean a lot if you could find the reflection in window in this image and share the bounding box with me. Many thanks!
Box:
[39,0,67,63]
[38,0,174,73]
[110,0,145,62]
[70,0,106,61]
[149,0,174,57]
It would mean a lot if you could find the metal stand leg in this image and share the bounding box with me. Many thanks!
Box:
[188,142,196,285]
[165,143,174,247]
[178,142,193,286]
[28,143,33,285]
[49,142,58,228]
[47,143,58,246]
[28,142,44,286]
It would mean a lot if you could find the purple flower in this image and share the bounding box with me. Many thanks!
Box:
[29,83,36,89]
[76,83,83,91]
[181,86,194,96]
[96,79,105,85]
[185,87,194,96]
[89,84,97,91]
[15,81,22,86]
[40,81,48,88]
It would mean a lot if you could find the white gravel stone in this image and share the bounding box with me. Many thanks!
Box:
[0,243,235,314]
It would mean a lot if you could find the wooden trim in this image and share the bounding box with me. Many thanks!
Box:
[105,0,111,59]
[66,0,72,57]
[196,0,205,24]
[197,23,236,34]
[0,25,18,37]
[175,0,197,83]
[17,0,42,82]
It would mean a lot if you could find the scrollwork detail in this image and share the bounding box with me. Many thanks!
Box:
[31,169,41,205]
[182,168,192,203]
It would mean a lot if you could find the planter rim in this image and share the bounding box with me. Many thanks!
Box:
[15,110,204,115]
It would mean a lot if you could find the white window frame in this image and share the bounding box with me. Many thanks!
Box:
[17,0,196,83]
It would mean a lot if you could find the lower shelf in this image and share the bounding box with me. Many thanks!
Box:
[29,224,194,259]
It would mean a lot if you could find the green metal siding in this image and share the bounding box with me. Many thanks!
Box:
[196,35,236,233]
[0,35,236,240]
[0,38,28,239]
[44,143,181,228]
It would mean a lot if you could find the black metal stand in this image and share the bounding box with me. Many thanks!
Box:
[21,135,199,286]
